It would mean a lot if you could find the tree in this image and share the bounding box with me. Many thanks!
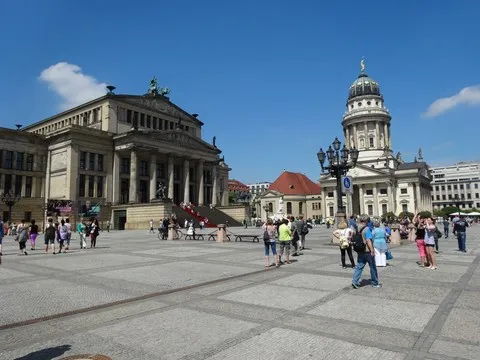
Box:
[383,212,397,222]
[433,209,445,217]
[441,206,460,217]
[398,211,414,220]
[419,211,432,219]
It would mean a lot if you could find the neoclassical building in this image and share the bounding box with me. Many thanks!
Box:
[8,80,230,229]
[320,63,432,219]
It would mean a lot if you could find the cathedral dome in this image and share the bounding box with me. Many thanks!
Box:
[348,71,381,101]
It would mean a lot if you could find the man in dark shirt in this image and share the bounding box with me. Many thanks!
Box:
[443,219,450,239]
[453,216,469,252]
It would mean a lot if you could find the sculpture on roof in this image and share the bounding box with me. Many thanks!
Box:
[148,77,159,95]
[360,57,365,72]
[213,136,216,147]
[418,147,423,161]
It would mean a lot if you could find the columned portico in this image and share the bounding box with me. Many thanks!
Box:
[183,159,190,203]
[129,150,138,203]
[211,165,218,206]
[167,155,174,199]
[198,160,204,206]
[149,153,157,200]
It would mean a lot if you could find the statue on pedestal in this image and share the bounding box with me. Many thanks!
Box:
[213,136,216,148]
[156,182,167,199]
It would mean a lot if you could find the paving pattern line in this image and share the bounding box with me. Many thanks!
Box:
[0,267,271,331]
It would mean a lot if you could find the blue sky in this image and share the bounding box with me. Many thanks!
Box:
[0,0,479,183]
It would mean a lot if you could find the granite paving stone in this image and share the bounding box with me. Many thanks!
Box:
[308,294,438,332]
[429,339,480,360]
[218,283,331,310]
[270,273,350,292]
[439,308,480,343]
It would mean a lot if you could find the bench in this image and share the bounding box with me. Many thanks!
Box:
[184,234,204,240]
[208,234,231,241]
[234,235,259,243]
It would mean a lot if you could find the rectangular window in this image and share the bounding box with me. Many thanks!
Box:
[89,153,95,170]
[97,154,104,172]
[476,193,479,198]
[467,193,471,199]
[24,211,32,222]
[327,192,334,198]
[79,174,85,197]
[4,151,13,169]
[153,117,157,130]
[329,206,334,217]
[441,185,445,191]
[16,152,24,170]
[460,184,464,190]
[146,115,151,128]
[460,194,465,199]
[466,184,470,189]
[140,113,145,127]
[25,176,32,198]
[368,204,373,216]
[80,152,87,169]
[120,158,130,174]
[475,184,479,189]
[4,174,12,192]
[369,137,374,148]
[436,195,440,200]
[164,120,168,130]
[366,189,373,195]
[140,160,148,176]
[400,188,408,194]
[402,204,408,213]
[379,188,388,195]
[170,121,174,130]
[442,195,446,200]
[447,185,452,190]
[88,176,95,197]
[15,175,22,194]
[454,185,458,190]
[381,204,387,215]
[97,177,103,197]
[448,194,452,199]
[435,185,439,191]
[156,163,165,178]
[139,180,148,203]
[26,154,34,171]
[127,109,132,123]
[174,165,180,181]
[120,179,129,204]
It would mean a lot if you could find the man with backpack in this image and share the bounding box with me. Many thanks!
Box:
[352,215,381,288]
[44,218,57,254]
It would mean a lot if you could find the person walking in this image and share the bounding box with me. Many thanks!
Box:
[106,220,111,232]
[16,219,29,255]
[58,219,68,253]
[77,220,86,249]
[413,213,428,267]
[64,218,72,250]
[90,219,100,248]
[278,218,292,265]
[289,216,300,256]
[453,215,469,253]
[443,218,450,239]
[29,219,39,251]
[352,215,381,288]
[424,217,438,269]
[372,220,388,267]
[262,219,279,267]
[0,219,4,256]
[296,216,308,250]
[44,218,56,254]
[333,221,355,269]
[150,219,155,234]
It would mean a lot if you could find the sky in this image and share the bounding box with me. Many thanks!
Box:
[0,0,479,184]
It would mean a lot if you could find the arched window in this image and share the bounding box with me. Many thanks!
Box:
[369,136,375,148]
[268,202,273,212]
[299,202,303,215]
[286,202,292,214]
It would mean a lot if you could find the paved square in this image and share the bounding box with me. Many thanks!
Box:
[271,273,349,292]
[206,327,406,360]
[89,308,259,359]
[308,294,438,332]
[218,283,330,310]
[440,308,480,343]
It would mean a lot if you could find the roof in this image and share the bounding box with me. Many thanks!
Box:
[348,71,382,101]
[397,162,428,170]
[269,171,321,195]
[228,179,249,192]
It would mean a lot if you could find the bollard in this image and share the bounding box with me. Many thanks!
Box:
[216,224,228,242]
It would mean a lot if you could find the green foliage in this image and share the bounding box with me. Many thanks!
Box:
[419,211,432,219]
[383,212,397,221]
[433,209,445,217]
[441,206,460,216]
[228,192,235,204]
[398,211,414,220]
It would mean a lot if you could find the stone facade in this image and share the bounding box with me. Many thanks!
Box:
[9,91,230,229]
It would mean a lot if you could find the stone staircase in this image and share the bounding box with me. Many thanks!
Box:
[195,206,242,227]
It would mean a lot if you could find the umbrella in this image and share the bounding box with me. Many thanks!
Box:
[467,211,480,216]
[449,212,468,216]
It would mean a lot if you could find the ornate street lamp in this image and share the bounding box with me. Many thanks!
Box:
[0,190,21,222]
[317,137,359,220]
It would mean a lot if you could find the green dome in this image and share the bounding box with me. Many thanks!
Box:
[348,72,381,101]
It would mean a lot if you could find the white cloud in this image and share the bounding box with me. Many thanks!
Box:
[39,62,107,110]
[423,85,480,118]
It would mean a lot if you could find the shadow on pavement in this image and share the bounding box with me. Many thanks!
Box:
[14,344,71,360]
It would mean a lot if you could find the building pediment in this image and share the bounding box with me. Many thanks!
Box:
[320,164,389,183]
[260,189,283,199]
[119,96,202,125]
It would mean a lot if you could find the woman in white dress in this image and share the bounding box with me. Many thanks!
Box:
[372,220,388,267]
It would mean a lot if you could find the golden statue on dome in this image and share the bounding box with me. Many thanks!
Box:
[360,57,365,72]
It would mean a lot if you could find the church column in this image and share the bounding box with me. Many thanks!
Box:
[183,159,190,203]
[375,122,380,148]
[167,155,174,199]
[129,150,138,203]
[359,185,364,214]
[373,183,378,216]
[112,152,120,204]
[149,154,157,201]
[345,127,351,148]
[388,183,395,214]
[197,160,204,206]
[353,125,358,149]
[212,165,218,206]
[364,122,368,141]
[415,183,421,211]
[20,176,26,197]
[321,188,327,219]
[384,123,389,148]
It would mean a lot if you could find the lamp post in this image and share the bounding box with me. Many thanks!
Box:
[0,190,21,223]
[263,204,269,221]
[317,137,359,224]
[453,194,462,216]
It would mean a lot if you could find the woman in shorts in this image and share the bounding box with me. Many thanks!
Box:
[413,214,427,268]
[424,217,438,270]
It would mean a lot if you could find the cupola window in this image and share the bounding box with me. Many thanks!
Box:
[369,136,375,148]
